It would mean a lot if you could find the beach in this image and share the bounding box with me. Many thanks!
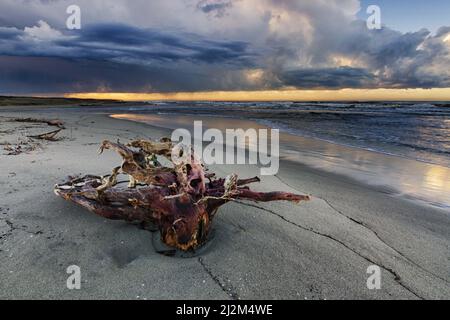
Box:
[0,105,449,300]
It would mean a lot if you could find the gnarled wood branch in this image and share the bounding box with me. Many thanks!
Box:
[55,138,310,251]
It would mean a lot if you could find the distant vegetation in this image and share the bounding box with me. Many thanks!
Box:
[0,96,127,107]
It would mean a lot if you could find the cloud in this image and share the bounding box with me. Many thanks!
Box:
[0,0,449,94]
[0,26,22,39]
[280,67,374,89]
[197,0,234,17]
[334,22,450,88]
[23,20,62,40]
[0,21,256,66]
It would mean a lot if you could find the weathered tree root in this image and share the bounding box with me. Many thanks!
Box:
[54,138,311,252]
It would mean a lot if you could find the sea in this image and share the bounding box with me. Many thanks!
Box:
[45,100,450,209]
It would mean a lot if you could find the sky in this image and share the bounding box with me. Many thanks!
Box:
[358,0,450,33]
[0,0,449,101]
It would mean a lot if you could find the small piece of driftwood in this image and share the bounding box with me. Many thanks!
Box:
[28,128,63,141]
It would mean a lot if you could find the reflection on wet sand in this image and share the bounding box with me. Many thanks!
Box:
[111,113,450,209]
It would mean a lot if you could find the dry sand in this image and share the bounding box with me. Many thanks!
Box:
[0,107,448,300]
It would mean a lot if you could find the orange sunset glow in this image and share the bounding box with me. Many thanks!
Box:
[66,88,450,102]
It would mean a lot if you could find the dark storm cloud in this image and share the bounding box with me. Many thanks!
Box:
[0,20,262,93]
[196,0,233,17]
[0,55,256,94]
[280,67,374,89]
[0,27,22,39]
[73,24,253,65]
[0,23,255,66]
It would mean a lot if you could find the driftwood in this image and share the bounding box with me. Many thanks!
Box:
[1,117,64,155]
[3,142,40,155]
[54,138,310,251]
[13,118,65,129]
[14,118,65,141]
[9,117,65,141]
[28,128,63,141]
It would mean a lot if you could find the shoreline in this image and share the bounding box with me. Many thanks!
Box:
[110,112,450,210]
[121,109,450,169]
[3,102,448,168]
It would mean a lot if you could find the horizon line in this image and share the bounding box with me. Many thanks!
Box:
[64,88,450,102]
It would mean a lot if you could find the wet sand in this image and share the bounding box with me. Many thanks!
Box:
[0,107,449,299]
[112,113,450,209]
